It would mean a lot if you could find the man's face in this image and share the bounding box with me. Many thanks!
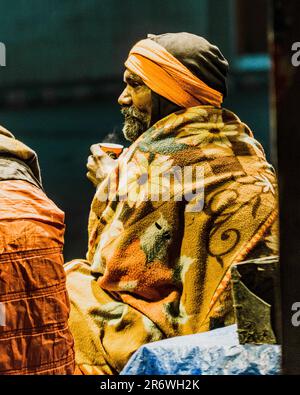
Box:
[118,69,152,142]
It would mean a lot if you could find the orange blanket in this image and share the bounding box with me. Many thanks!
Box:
[66,106,278,374]
[0,126,74,375]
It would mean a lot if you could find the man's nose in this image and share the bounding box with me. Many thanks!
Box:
[118,87,132,106]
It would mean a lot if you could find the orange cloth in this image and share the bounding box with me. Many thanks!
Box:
[125,38,223,108]
[0,180,75,375]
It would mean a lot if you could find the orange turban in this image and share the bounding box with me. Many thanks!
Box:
[125,38,223,108]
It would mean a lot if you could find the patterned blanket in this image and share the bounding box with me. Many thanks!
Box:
[65,105,278,374]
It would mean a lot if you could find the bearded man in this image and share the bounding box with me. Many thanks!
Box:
[65,33,279,375]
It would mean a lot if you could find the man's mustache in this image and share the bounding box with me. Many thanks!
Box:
[121,106,144,120]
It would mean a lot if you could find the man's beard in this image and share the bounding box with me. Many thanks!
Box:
[121,106,151,142]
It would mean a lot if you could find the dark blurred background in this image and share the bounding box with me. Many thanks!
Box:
[0,0,272,260]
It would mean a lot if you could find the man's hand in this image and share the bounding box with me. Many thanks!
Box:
[86,144,117,187]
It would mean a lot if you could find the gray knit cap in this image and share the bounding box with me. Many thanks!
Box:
[148,32,229,97]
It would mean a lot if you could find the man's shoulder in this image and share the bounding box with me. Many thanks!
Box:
[0,179,64,223]
[0,124,14,138]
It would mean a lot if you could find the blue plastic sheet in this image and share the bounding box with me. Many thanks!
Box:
[120,325,281,375]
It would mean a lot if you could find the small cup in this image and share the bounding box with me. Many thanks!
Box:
[99,143,124,159]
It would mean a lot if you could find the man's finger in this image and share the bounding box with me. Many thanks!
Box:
[86,155,96,171]
[86,171,97,186]
[90,144,106,157]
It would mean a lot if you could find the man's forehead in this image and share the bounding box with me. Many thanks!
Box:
[123,69,144,84]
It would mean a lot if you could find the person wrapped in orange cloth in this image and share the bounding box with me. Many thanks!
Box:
[0,125,75,375]
[66,33,279,375]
